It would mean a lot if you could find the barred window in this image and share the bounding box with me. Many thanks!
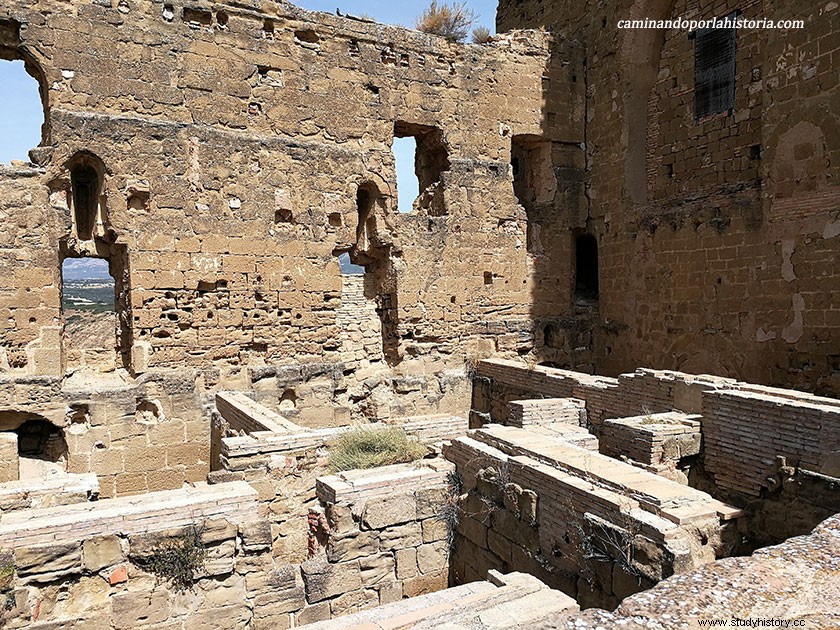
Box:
[693,15,737,119]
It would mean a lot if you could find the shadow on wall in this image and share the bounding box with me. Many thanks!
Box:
[0,410,68,466]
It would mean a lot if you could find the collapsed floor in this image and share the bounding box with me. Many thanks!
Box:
[1,360,838,628]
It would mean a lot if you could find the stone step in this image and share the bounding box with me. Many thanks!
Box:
[298,571,578,629]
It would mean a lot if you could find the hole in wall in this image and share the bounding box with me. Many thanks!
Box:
[70,163,101,241]
[511,135,554,254]
[393,121,450,216]
[182,7,212,28]
[295,29,319,44]
[0,58,44,164]
[574,233,599,300]
[393,136,418,214]
[0,411,69,473]
[279,389,297,412]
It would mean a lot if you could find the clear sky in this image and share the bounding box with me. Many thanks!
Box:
[0,1,497,211]
[0,60,43,164]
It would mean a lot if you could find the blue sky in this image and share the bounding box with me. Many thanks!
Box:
[0,1,496,211]
[0,60,42,164]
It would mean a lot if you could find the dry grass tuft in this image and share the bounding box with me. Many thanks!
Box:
[471,26,493,44]
[329,425,427,472]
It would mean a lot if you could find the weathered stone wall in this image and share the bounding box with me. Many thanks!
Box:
[0,482,281,630]
[307,463,453,619]
[444,426,740,610]
[0,0,582,427]
[497,0,840,397]
[212,390,467,567]
[0,461,456,629]
[472,359,840,547]
[540,513,840,628]
[0,371,208,497]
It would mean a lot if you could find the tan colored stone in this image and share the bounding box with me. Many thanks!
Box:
[82,535,124,572]
[362,492,417,529]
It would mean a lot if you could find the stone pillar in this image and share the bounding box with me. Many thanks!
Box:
[0,433,20,483]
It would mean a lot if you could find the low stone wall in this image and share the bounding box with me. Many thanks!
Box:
[472,359,731,431]
[600,411,701,483]
[443,426,741,610]
[472,359,840,543]
[702,388,840,496]
[303,463,454,619]
[0,370,209,498]
[212,393,469,570]
[0,454,461,630]
[507,397,586,427]
[0,482,285,629]
[0,472,99,511]
[299,570,579,630]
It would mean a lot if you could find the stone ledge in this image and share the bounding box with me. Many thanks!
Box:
[0,481,258,548]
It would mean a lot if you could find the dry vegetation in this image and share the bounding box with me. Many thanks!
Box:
[415,1,476,42]
[471,26,493,44]
[329,426,427,472]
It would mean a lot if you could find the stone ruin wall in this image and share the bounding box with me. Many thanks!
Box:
[0,370,208,498]
[498,0,840,398]
[0,0,584,495]
[471,359,840,547]
[0,451,455,628]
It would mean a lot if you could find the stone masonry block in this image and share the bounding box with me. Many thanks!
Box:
[301,558,362,603]
[362,492,417,529]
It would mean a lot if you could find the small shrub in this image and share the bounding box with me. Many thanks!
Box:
[471,26,492,44]
[415,1,476,42]
[437,471,463,552]
[134,527,206,592]
[329,425,427,472]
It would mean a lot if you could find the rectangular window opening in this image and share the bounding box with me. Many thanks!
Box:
[693,13,737,120]
[393,121,450,216]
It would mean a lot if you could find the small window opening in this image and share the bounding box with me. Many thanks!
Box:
[216,11,229,29]
[70,163,101,241]
[393,121,450,216]
[338,252,365,276]
[574,234,599,300]
[61,255,129,371]
[693,13,737,120]
[335,182,401,366]
[263,19,275,37]
[393,136,417,214]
